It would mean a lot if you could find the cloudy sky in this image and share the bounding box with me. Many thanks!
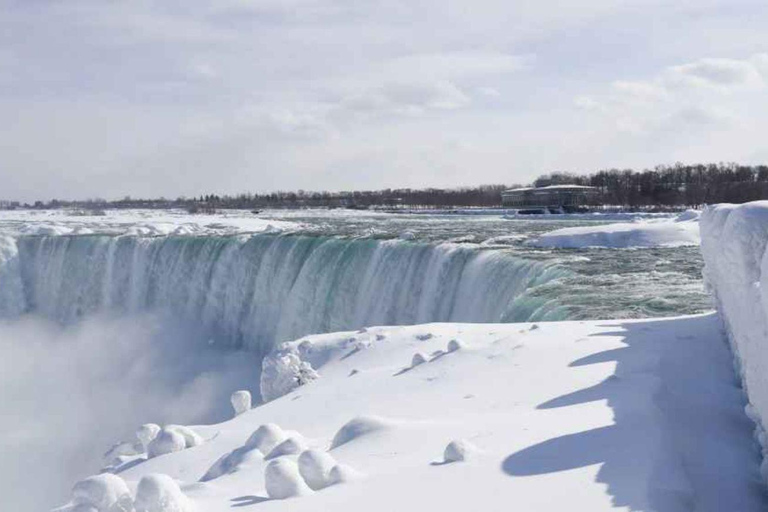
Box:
[2,0,768,201]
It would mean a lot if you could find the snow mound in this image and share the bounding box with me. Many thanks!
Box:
[148,429,186,458]
[331,416,392,449]
[165,425,204,448]
[447,339,465,352]
[134,474,193,512]
[245,424,288,455]
[297,449,337,490]
[137,424,161,451]
[530,211,701,248]
[264,459,312,500]
[265,437,307,460]
[411,352,428,367]
[443,439,476,463]
[230,390,252,417]
[71,474,132,512]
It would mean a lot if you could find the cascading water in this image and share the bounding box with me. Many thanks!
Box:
[1,234,569,355]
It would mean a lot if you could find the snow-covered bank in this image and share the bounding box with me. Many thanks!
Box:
[0,209,300,237]
[701,201,768,477]
[530,210,701,248]
[57,316,766,511]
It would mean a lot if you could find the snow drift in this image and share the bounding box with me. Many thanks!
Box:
[701,201,768,478]
[530,210,701,248]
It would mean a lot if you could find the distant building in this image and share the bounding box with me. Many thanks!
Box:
[502,185,600,213]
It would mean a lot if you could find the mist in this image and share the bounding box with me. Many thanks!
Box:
[0,313,261,511]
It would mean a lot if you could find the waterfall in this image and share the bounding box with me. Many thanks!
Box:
[2,234,569,354]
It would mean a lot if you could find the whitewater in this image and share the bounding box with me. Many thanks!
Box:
[1,208,764,512]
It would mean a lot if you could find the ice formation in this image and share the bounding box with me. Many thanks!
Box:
[264,437,307,460]
[230,390,252,416]
[148,428,186,458]
[136,424,161,451]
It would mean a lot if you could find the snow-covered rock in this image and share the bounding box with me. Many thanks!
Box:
[230,390,252,416]
[447,339,465,353]
[327,464,361,485]
[71,474,133,512]
[134,474,193,512]
[297,450,337,490]
[264,459,312,499]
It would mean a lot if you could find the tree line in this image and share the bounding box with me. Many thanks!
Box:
[15,162,768,211]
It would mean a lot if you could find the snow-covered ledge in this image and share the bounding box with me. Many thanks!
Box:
[701,201,768,478]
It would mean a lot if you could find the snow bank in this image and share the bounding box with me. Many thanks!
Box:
[701,201,768,477]
[530,210,701,248]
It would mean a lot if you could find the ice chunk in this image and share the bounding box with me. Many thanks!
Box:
[264,459,312,499]
[298,449,336,490]
[134,474,192,512]
[136,424,161,451]
[230,390,252,416]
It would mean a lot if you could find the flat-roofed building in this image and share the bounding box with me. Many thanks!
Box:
[502,185,600,212]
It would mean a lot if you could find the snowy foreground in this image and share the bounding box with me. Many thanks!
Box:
[530,210,701,248]
[56,316,766,512]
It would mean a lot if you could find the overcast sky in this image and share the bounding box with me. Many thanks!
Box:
[2,0,768,201]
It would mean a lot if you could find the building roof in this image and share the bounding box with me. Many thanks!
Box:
[503,185,597,193]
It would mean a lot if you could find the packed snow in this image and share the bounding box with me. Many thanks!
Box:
[53,318,766,511]
[529,210,701,248]
[701,200,768,479]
